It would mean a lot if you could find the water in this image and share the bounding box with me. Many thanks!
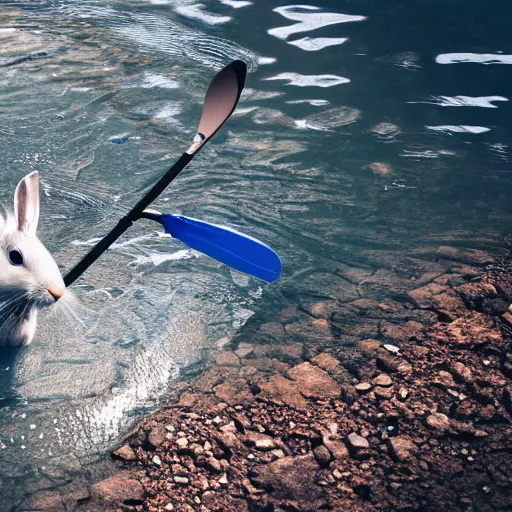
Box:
[1,0,512,506]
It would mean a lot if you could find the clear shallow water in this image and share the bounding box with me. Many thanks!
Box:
[1,0,512,505]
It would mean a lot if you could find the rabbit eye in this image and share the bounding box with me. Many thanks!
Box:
[8,249,23,266]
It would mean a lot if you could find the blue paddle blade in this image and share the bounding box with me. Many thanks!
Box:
[153,214,281,283]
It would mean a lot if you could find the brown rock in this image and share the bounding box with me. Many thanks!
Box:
[91,474,144,504]
[426,413,451,432]
[288,362,341,399]
[205,456,222,474]
[235,343,254,358]
[323,437,349,460]
[214,378,254,405]
[435,371,456,388]
[408,283,465,319]
[251,454,325,508]
[436,312,502,347]
[23,491,64,511]
[112,444,137,461]
[311,353,340,373]
[285,320,333,342]
[373,374,393,387]
[245,433,277,451]
[435,246,493,266]
[389,436,417,461]
[347,432,369,450]
[313,445,332,466]
[355,382,372,393]
[451,362,473,383]
[260,375,308,410]
[310,300,340,318]
[215,351,240,366]
[147,426,166,449]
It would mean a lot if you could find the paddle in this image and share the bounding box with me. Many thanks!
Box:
[140,210,281,283]
[64,60,247,287]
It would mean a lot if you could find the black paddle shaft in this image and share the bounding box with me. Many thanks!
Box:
[63,60,247,287]
[64,152,192,287]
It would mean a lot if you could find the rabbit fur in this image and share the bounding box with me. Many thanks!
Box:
[0,171,65,346]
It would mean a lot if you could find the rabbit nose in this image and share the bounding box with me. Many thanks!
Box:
[48,286,64,301]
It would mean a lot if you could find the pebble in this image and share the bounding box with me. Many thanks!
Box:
[383,344,400,354]
[313,445,332,466]
[218,474,229,486]
[347,432,369,450]
[165,504,174,511]
[173,476,189,485]
[355,382,372,393]
[426,413,451,431]
[152,455,162,465]
[373,374,393,387]
[206,456,222,473]
[176,437,189,449]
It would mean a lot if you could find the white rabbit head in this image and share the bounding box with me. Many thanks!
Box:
[0,171,65,346]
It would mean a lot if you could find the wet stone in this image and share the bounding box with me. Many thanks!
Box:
[288,362,341,399]
[215,351,240,366]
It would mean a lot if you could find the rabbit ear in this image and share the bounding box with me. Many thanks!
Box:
[14,171,40,236]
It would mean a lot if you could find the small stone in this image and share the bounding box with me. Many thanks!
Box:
[435,370,456,388]
[213,416,223,425]
[235,343,254,358]
[206,456,222,473]
[311,353,340,373]
[451,362,473,383]
[373,374,393,387]
[389,436,417,462]
[112,444,137,462]
[152,455,162,465]
[245,433,276,452]
[483,486,491,493]
[271,449,285,460]
[190,443,204,456]
[347,432,369,450]
[165,504,174,511]
[426,413,450,431]
[313,445,332,466]
[383,344,400,354]
[355,382,372,393]
[148,426,166,449]
[218,474,229,486]
[176,437,189,449]
[220,421,237,433]
[215,351,240,366]
[165,425,175,432]
[398,387,409,400]
[323,437,349,460]
[333,469,343,479]
[204,441,213,451]
[174,476,189,485]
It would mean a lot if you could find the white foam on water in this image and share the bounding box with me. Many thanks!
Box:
[269,5,366,41]
[286,99,330,106]
[130,249,197,266]
[140,72,180,89]
[219,0,252,8]
[436,53,512,64]
[288,36,348,51]
[425,125,491,134]
[409,95,508,108]
[264,72,350,87]
[176,3,232,24]
[258,57,277,65]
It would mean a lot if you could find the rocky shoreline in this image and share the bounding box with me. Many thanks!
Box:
[24,243,512,511]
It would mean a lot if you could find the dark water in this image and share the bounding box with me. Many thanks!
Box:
[1,0,512,506]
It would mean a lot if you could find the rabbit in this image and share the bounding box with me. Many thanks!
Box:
[0,171,65,347]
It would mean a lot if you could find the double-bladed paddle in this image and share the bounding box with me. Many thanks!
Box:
[64,60,282,286]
